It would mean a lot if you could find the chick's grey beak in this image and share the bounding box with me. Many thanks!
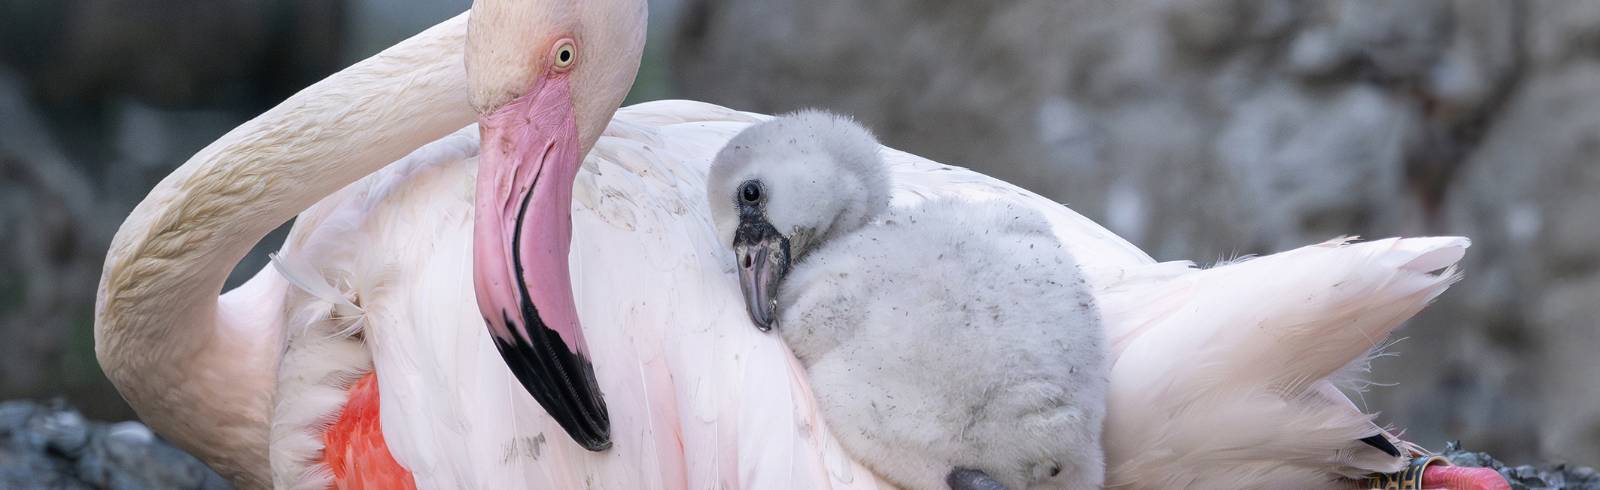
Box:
[734,233,788,332]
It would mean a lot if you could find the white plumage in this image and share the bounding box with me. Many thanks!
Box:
[705,111,1108,490]
[1099,236,1465,489]
[261,100,1460,488]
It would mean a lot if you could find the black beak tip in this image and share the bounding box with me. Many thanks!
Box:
[578,436,613,452]
[748,310,774,332]
[491,311,613,454]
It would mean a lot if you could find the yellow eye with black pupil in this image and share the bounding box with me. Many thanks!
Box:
[554,42,576,69]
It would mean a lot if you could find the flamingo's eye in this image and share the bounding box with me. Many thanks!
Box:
[553,41,577,70]
[739,180,763,204]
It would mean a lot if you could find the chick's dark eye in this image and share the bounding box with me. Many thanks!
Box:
[739,181,763,204]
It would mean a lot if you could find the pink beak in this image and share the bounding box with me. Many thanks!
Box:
[472,75,610,451]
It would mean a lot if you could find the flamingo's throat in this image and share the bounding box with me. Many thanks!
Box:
[471,76,611,451]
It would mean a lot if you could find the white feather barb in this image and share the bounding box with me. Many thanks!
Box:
[270,253,360,314]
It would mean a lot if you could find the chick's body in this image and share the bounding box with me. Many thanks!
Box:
[707,110,1109,490]
[779,199,1107,490]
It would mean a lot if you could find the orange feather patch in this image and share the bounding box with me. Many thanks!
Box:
[323,372,417,490]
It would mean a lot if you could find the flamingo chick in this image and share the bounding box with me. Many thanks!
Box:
[707,111,1109,490]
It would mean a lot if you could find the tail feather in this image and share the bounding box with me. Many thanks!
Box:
[1102,237,1469,489]
[1151,237,1466,396]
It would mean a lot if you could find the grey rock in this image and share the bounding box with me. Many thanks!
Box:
[1445,441,1600,490]
[0,400,230,490]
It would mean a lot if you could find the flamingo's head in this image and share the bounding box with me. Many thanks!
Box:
[465,0,645,452]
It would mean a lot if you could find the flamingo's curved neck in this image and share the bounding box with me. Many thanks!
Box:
[93,12,475,485]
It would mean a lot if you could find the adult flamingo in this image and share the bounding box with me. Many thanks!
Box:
[93,0,1501,489]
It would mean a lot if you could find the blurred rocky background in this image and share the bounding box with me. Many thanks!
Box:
[0,0,1595,483]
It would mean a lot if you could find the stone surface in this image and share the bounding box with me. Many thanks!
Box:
[670,0,1598,464]
[0,400,230,489]
[1446,441,1600,490]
